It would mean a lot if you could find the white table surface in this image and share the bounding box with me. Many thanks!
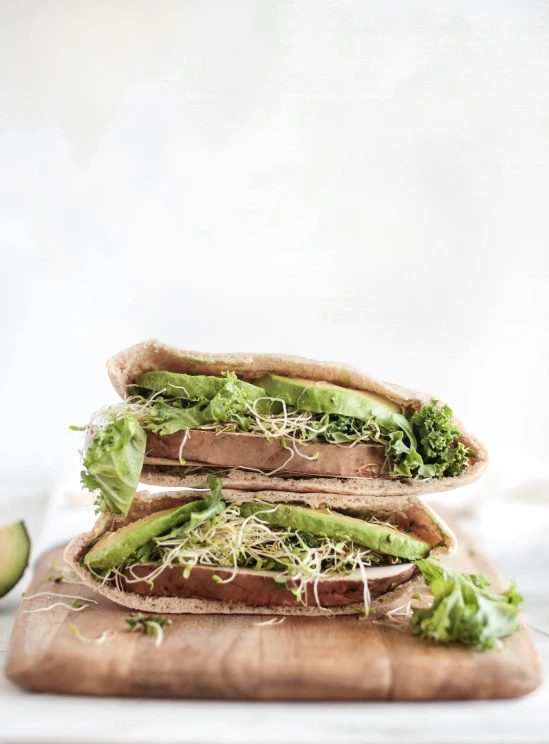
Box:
[1,492,548,744]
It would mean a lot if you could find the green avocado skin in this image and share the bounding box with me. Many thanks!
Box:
[84,500,211,570]
[137,371,226,400]
[0,521,31,598]
[254,375,400,423]
[239,503,431,560]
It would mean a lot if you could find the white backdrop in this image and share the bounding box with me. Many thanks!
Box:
[1,1,548,530]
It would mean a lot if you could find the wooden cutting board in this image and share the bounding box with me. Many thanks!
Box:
[5,524,542,701]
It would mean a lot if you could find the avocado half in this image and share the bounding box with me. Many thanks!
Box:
[0,520,31,598]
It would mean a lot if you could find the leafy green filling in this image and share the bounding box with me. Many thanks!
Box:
[80,412,146,515]
[86,477,522,650]
[143,372,271,435]
[411,559,523,649]
[130,518,396,574]
[104,487,402,605]
[139,377,472,479]
[77,373,473,521]
[409,403,473,478]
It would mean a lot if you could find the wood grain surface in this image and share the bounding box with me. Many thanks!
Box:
[4,524,542,701]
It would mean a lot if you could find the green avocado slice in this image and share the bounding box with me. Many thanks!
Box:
[137,371,227,400]
[85,500,215,570]
[239,502,431,560]
[254,375,400,424]
[0,520,31,598]
[137,371,265,405]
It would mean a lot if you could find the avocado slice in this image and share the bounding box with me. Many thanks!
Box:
[0,520,30,598]
[239,502,431,560]
[85,499,214,570]
[137,371,265,405]
[254,375,400,423]
[137,371,227,400]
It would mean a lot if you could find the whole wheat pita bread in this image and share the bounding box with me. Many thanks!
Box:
[64,488,455,616]
[106,339,488,497]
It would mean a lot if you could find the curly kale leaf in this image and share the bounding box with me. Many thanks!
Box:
[409,400,474,478]
[81,413,146,515]
[411,559,523,649]
[362,399,474,479]
[411,401,459,457]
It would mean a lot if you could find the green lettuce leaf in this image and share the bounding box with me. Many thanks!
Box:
[81,413,146,515]
[145,398,213,434]
[170,475,226,536]
[411,559,523,649]
[144,372,266,435]
[386,430,411,457]
[391,413,418,451]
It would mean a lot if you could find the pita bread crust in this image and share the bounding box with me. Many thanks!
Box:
[140,461,484,497]
[106,339,488,496]
[63,488,455,615]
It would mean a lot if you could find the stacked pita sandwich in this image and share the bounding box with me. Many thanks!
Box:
[66,340,524,646]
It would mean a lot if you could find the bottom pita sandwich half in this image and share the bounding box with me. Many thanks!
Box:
[65,476,456,617]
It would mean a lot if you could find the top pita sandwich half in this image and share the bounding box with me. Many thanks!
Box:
[77,339,487,517]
